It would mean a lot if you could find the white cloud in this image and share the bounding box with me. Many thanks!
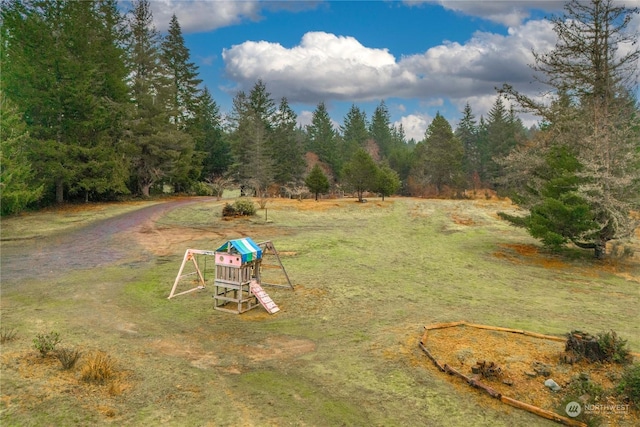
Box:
[395,113,432,142]
[222,31,404,102]
[222,19,557,114]
[297,110,315,129]
[406,1,565,26]
[142,1,262,32]
[144,0,321,33]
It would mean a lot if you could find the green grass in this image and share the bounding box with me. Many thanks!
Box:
[1,197,638,426]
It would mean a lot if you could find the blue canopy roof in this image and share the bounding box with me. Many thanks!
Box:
[216,238,262,263]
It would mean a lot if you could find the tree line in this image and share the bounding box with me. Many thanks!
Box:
[1,0,531,210]
[1,0,638,258]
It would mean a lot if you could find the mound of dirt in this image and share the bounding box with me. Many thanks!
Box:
[420,323,639,427]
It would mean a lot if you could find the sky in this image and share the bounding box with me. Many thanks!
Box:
[129,0,640,142]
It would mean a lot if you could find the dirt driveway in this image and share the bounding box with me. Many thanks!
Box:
[0,198,213,285]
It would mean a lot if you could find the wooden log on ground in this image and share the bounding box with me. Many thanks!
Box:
[522,331,566,342]
[466,323,524,334]
[423,321,467,331]
[418,342,445,372]
[500,396,587,427]
[443,364,501,399]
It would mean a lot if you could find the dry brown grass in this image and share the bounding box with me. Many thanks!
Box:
[80,351,116,384]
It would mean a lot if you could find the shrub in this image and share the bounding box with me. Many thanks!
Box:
[565,330,630,364]
[55,347,82,370]
[233,199,256,216]
[597,330,631,364]
[1,327,17,343]
[81,351,115,384]
[222,203,236,217]
[559,374,605,426]
[190,181,213,196]
[33,331,61,357]
[618,363,640,406]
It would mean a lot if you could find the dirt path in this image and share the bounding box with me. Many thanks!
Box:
[0,198,213,285]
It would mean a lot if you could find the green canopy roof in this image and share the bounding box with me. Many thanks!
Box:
[216,238,262,263]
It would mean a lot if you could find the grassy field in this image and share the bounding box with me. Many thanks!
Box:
[1,196,638,426]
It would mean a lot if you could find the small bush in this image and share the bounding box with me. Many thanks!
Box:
[558,374,605,426]
[56,347,82,370]
[222,203,236,217]
[1,327,17,343]
[81,351,115,384]
[108,379,129,396]
[618,363,640,406]
[190,181,213,196]
[565,330,630,364]
[233,199,256,216]
[597,330,631,364]
[223,199,256,217]
[33,331,61,357]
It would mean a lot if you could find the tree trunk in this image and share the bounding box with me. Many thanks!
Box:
[141,183,151,198]
[55,179,64,204]
[594,241,606,260]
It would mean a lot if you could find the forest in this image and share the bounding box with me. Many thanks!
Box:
[1,0,639,258]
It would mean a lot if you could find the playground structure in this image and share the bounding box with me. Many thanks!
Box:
[168,238,293,315]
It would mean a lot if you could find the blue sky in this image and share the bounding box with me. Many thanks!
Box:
[134,0,640,141]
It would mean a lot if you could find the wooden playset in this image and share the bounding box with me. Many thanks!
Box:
[168,238,292,315]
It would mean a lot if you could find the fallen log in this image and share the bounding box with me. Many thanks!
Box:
[443,364,501,399]
[522,331,566,342]
[418,342,445,372]
[423,321,467,331]
[466,322,524,334]
[500,396,587,427]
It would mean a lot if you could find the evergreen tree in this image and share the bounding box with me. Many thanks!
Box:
[127,0,191,197]
[375,163,401,201]
[228,80,276,192]
[412,113,465,195]
[340,104,369,162]
[160,13,202,191]
[272,97,305,186]
[341,148,379,202]
[304,164,330,201]
[484,97,511,185]
[192,86,230,179]
[306,102,339,176]
[369,100,394,158]
[161,14,202,130]
[387,124,412,187]
[1,0,131,203]
[455,102,480,187]
[501,0,640,258]
[0,93,43,215]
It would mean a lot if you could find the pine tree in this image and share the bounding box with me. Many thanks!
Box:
[412,113,465,195]
[369,100,394,158]
[160,14,202,191]
[271,97,305,186]
[193,86,230,179]
[2,0,131,203]
[127,0,192,197]
[228,80,276,193]
[501,0,640,258]
[340,104,369,162]
[306,102,339,176]
[341,148,379,202]
[161,14,202,130]
[375,163,401,201]
[304,164,330,201]
[0,92,43,214]
[455,102,480,187]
